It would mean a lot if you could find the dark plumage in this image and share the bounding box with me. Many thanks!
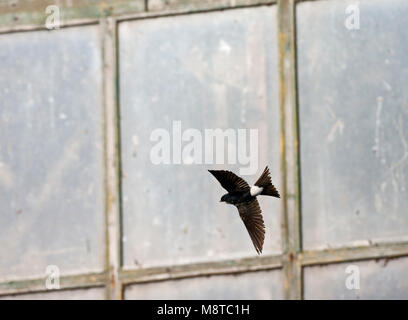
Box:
[208,166,280,254]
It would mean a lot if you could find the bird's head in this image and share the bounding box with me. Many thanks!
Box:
[220,194,228,203]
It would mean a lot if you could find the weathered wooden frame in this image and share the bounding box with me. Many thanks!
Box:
[1,0,407,300]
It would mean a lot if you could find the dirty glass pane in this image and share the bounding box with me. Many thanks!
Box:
[304,257,408,299]
[119,6,281,268]
[0,287,105,300]
[125,270,283,299]
[297,0,408,249]
[0,26,105,279]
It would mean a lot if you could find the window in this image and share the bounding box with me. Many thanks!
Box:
[0,0,407,299]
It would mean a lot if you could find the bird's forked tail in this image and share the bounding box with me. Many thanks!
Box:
[254,166,280,198]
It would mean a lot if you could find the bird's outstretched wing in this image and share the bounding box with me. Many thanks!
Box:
[236,199,265,254]
[208,170,250,193]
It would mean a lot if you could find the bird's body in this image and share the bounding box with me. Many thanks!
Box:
[208,166,280,254]
[220,190,253,205]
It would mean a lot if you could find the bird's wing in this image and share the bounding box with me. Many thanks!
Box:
[236,199,265,254]
[208,170,250,193]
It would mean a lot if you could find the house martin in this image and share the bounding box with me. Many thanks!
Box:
[208,166,280,254]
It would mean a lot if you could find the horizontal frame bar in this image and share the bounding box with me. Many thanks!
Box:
[120,255,283,285]
[116,0,277,22]
[300,241,408,266]
[0,0,277,33]
[0,272,106,297]
[0,0,144,32]
[2,239,408,296]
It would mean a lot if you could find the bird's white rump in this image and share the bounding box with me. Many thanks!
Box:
[250,185,263,196]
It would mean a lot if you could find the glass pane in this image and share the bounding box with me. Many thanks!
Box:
[0,287,105,300]
[125,270,283,299]
[297,0,408,249]
[304,257,408,299]
[119,6,281,268]
[0,26,105,279]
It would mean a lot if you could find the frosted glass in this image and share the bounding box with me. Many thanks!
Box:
[297,0,408,249]
[125,270,283,299]
[304,257,408,299]
[0,26,105,279]
[119,6,281,268]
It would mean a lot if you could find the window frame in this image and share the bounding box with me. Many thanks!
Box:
[0,0,407,300]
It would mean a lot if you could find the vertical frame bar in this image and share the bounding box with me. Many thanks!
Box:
[277,0,302,299]
[101,16,122,300]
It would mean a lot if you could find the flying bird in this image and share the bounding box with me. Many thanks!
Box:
[208,166,280,254]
